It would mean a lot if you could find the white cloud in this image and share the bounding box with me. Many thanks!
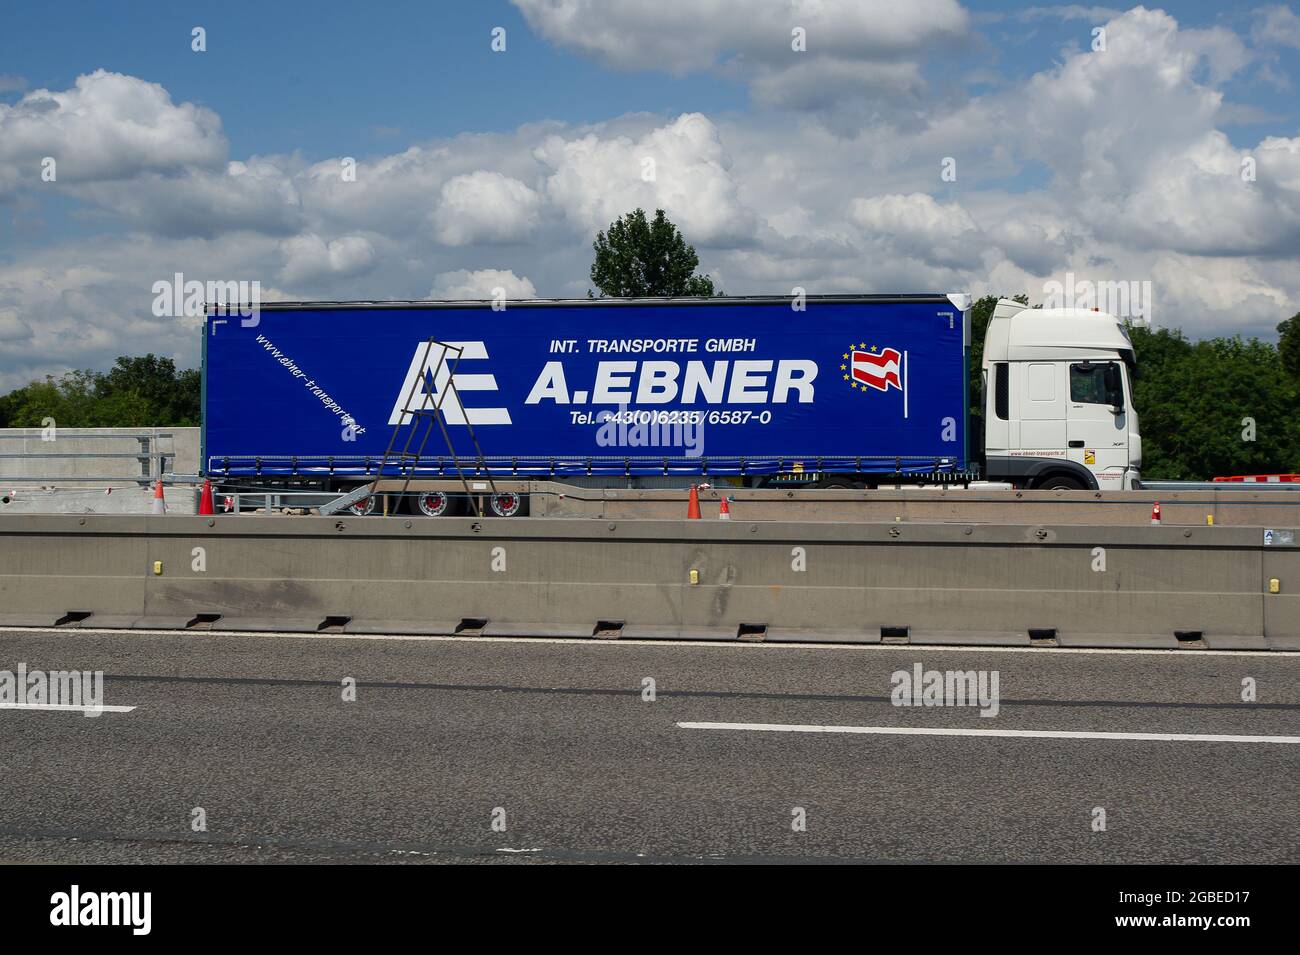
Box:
[536,113,755,245]
[429,269,538,300]
[0,308,33,342]
[279,234,378,285]
[1252,5,1300,49]
[0,70,225,198]
[431,171,542,245]
[512,0,969,73]
[851,193,983,270]
[512,0,968,117]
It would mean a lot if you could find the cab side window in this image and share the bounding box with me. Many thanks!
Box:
[1070,362,1122,406]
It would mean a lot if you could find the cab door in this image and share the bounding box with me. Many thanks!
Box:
[1017,361,1066,452]
[1066,361,1128,488]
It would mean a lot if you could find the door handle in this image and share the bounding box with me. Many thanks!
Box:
[1068,440,1085,448]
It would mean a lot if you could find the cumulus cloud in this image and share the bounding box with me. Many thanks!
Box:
[851,193,983,270]
[0,70,225,198]
[0,308,33,342]
[429,269,538,299]
[280,234,378,285]
[73,160,305,238]
[512,0,968,118]
[431,170,542,245]
[512,0,969,73]
[536,113,756,245]
[1252,5,1300,49]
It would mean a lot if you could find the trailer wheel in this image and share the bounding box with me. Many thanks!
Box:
[416,490,459,517]
[814,478,861,490]
[346,493,378,516]
[488,491,527,517]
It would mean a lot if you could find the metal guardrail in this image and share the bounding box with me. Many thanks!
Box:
[1142,481,1300,492]
[0,431,177,484]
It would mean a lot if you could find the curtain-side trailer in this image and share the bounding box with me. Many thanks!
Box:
[202,294,1141,515]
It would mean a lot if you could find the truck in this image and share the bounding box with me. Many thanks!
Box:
[202,294,1142,515]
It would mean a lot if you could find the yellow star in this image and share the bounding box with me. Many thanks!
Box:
[851,382,858,389]
[859,342,866,349]
[840,363,846,370]
[842,373,850,381]
[842,353,849,360]
[870,345,878,352]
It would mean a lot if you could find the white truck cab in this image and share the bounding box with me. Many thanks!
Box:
[981,298,1141,490]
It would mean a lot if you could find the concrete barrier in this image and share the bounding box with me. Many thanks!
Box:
[0,427,199,484]
[0,514,1294,650]
[525,482,1300,527]
[0,484,198,515]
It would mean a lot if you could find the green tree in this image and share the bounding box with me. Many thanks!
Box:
[589,208,715,297]
[1128,325,1300,479]
[96,355,200,425]
[0,355,200,428]
[1277,312,1300,380]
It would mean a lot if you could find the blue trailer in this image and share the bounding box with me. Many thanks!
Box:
[203,295,971,510]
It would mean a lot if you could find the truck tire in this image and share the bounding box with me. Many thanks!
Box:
[416,489,460,517]
[813,478,861,490]
[346,492,378,516]
[488,491,528,517]
[1036,475,1084,491]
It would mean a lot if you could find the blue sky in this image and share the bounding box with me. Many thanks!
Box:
[4,1,1292,163]
[1,2,1299,386]
[2,1,747,161]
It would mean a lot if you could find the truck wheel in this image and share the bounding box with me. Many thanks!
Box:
[488,491,527,517]
[416,490,459,517]
[346,493,378,516]
[1037,475,1084,491]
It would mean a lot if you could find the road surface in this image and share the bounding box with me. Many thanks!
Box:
[1,627,1296,863]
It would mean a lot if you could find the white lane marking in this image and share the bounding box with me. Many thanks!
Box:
[3,626,1296,658]
[677,721,1300,744]
[0,703,136,714]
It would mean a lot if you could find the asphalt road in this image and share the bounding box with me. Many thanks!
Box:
[0,627,1297,864]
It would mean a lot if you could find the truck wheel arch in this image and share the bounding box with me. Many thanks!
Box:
[985,456,1099,491]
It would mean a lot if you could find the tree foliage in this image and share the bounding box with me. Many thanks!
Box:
[1126,324,1299,480]
[1277,312,1300,380]
[589,208,715,297]
[0,355,200,428]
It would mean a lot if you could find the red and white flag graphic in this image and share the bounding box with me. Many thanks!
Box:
[852,347,902,392]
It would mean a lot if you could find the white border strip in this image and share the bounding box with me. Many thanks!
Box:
[677,721,1300,744]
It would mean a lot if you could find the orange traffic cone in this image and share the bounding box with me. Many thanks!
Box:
[687,485,702,519]
[1150,501,1161,525]
[718,496,731,520]
[198,479,214,515]
[151,479,167,515]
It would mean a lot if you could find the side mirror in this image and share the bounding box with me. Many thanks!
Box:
[1110,404,1124,416]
